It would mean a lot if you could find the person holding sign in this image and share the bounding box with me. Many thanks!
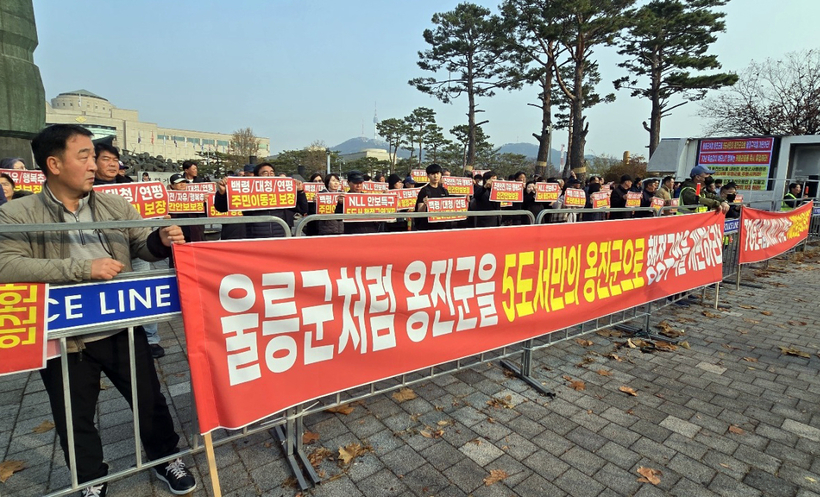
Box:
[415,163,451,230]
[343,170,383,234]
[313,173,345,236]
[677,165,729,214]
[472,170,502,227]
[720,182,742,219]
[609,174,633,220]
[215,162,308,238]
[0,125,196,497]
[635,178,659,218]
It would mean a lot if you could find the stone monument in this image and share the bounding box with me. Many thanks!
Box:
[0,0,45,164]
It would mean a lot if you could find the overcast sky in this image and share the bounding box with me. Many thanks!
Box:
[32,0,820,158]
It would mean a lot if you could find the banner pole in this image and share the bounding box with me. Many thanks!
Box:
[736,264,741,291]
[203,432,223,497]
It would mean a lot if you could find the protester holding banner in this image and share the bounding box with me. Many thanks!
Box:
[582,182,607,221]
[0,124,196,497]
[471,170,501,227]
[720,182,741,219]
[215,162,308,238]
[415,163,451,230]
[656,176,674,215]
[522,179,545,220]
[182,160,205,183]
[384,173,411,232]
[312,172,345,236]
[609,175,633,220]
[343,170,383,234]
[782,182,805,211]
[635,178,659,218]
[168,173,205,245]
[677,165,730,214]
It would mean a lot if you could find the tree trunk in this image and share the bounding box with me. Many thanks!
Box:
[569,55,586,177]
[648,57,662,158]
[534,72,553,178]
[467,86,476,171]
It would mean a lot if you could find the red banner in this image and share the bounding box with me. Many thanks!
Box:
[442,176,474,196]
[315,192,342,215]
[535,183,560,203]
[396,188,421,211]
[739,202,811,264]
[0,283,47,376]
[361,181,389,193]
[625,192,641,208]
[490,180,524,203]
[302,182,324,202]
[174,213,725,433]
[185,182,217,193]
[427,196,468,223]
[343,193,397,221]
[93,181,169,218]
[0,168,46,195]
[207,194,243,218]
[168,191,207,214]
[226,177,298,211]
[591,192,610,209]
[411,169,428,184]
[564,188,586,208]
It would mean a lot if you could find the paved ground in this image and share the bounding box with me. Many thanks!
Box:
[2,250,820,497]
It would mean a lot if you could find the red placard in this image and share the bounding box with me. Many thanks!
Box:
[564,188,586,208]
[489,180,524,203]
[625,192,641,208]
[0,168,46,195]
[207,193,243,217]
[361,181,389,193]
[734,194,744,204]
[94,181,169,218]
[591,192,610,209]
[316,192,342,215]
[185,182,217,193]
[442,176,474,196]
[739,202,811,264]
[168,191,207,214]
[426,196,469,223]
[650,197,665,212]
[225,177,297,211]
[343,193,397,222]
[395,188,421,211]
[535,183,560,202]
[174,213,725,433]
[0,283,47,376]
[302,182,324,202]
[411,169,428,184]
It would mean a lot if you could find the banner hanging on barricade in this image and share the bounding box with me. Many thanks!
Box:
[94,181,169,218]
[173,213,725,433]
[738,202,811,264]
[0,168,46,195]
[225,177,298,211]
[0,283,47,376]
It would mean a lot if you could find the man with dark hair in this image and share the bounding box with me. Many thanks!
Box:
[343,170,382,234]
[0,124,196,497]
[181,160,203,183]
[610,174,633,220]
[782,182,804,211]
[415,163,451,230]
[472,170,501,227]
[720,181,741,219]
[93,142,128,185]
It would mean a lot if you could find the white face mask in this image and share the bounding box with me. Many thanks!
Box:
[476,180,483,186]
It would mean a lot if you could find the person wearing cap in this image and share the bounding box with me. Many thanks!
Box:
[182,160,204,183]
[243,164,255,177]
[676,165,729,214]
[168,174,206,247]
[117,161,134,182]
[343,170,382,234]
[215,162,307,238]
[415,163,452,230]
[404,175,417,188]
[609,174,634,220]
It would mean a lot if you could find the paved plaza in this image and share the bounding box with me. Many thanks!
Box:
[2,251,820,497]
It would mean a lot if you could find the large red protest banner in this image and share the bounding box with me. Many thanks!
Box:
[738,202,811,264]
[0,283,47,376]
[174,213,725,433]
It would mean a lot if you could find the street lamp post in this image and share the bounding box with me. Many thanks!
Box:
[326,149,331,175]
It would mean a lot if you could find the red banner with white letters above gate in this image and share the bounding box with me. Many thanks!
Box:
[174,213,725,433]
[738,202,811,264]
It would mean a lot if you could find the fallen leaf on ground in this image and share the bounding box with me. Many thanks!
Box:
[419,428,445,439]
[636,466,661,485]
[655,341,678,352]
[338,443,369,465]
[437,420,450,427]
[679,341,690,349]
[483,469,509,486]
[326,404,354,415]
[302,431,320,444]
[780,346,810,358]
[676,317,697,323]
[32,421,54,434]
[0,460,24,483]
[392,387,417,403]
[569,380,586,391]
[597,369,613,376]
[607,353,623,362]
[575,338,594,347]
[742,357,758,363]
[307,447,333,468]
[739,304,757,309]
[576,356,596,367]
[743,318,761,324]
[760,311,773,316]
[487,395,515,409]
[788,320,808,326]
[722,344,738,351]
[619,386,638,397]
[702,310,722,319]
[562,375,573,381]
[728,425,745,435]
[596,329,623,338]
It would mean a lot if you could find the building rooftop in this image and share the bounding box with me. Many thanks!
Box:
[58,89,108,101]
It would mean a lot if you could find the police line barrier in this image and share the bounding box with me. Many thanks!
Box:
[0,207,735,496]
